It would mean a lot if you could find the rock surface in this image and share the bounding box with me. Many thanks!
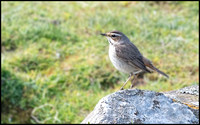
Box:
[164,85,199,107]
[164,85,199,120]
[81,88,199,124]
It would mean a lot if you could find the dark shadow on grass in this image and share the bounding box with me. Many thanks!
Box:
[1,68,37,123]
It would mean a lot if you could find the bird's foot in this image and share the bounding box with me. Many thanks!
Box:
[130,84,134,89]
[120,87,124,90]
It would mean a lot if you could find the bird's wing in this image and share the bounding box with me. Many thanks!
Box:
[115,43,151,73]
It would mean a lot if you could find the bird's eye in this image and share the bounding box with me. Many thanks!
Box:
[111,35,116,37]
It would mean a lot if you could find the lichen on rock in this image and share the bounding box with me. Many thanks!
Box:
[82,87,199,124]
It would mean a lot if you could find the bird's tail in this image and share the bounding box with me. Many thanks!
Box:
[142,57,169,78]
[153,66,169,78]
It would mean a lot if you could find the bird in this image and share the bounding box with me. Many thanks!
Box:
[101,31,169,90]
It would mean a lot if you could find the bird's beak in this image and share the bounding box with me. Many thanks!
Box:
[101,33,107,36]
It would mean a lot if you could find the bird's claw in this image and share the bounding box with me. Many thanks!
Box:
[130,84,134,89]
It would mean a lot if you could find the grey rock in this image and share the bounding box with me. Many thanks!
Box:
[164,85,199,120]
[81,89,199,124]
[178,85,199,96]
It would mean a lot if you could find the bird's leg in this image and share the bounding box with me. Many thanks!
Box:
[130,74,139,89]
[120,73,133,90]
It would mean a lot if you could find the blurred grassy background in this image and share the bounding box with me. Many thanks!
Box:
[1,1,199,124]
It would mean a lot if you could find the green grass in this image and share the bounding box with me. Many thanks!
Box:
[1,1,199,124]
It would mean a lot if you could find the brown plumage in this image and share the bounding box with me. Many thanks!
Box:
[101,30,169,90]
[142,57,169,78]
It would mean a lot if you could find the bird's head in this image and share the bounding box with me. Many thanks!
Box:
[101,31,128,45]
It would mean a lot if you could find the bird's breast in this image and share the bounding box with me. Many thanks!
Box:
[108,45,139,74]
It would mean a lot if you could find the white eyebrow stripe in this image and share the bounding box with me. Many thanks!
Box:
[111,33,121,36]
